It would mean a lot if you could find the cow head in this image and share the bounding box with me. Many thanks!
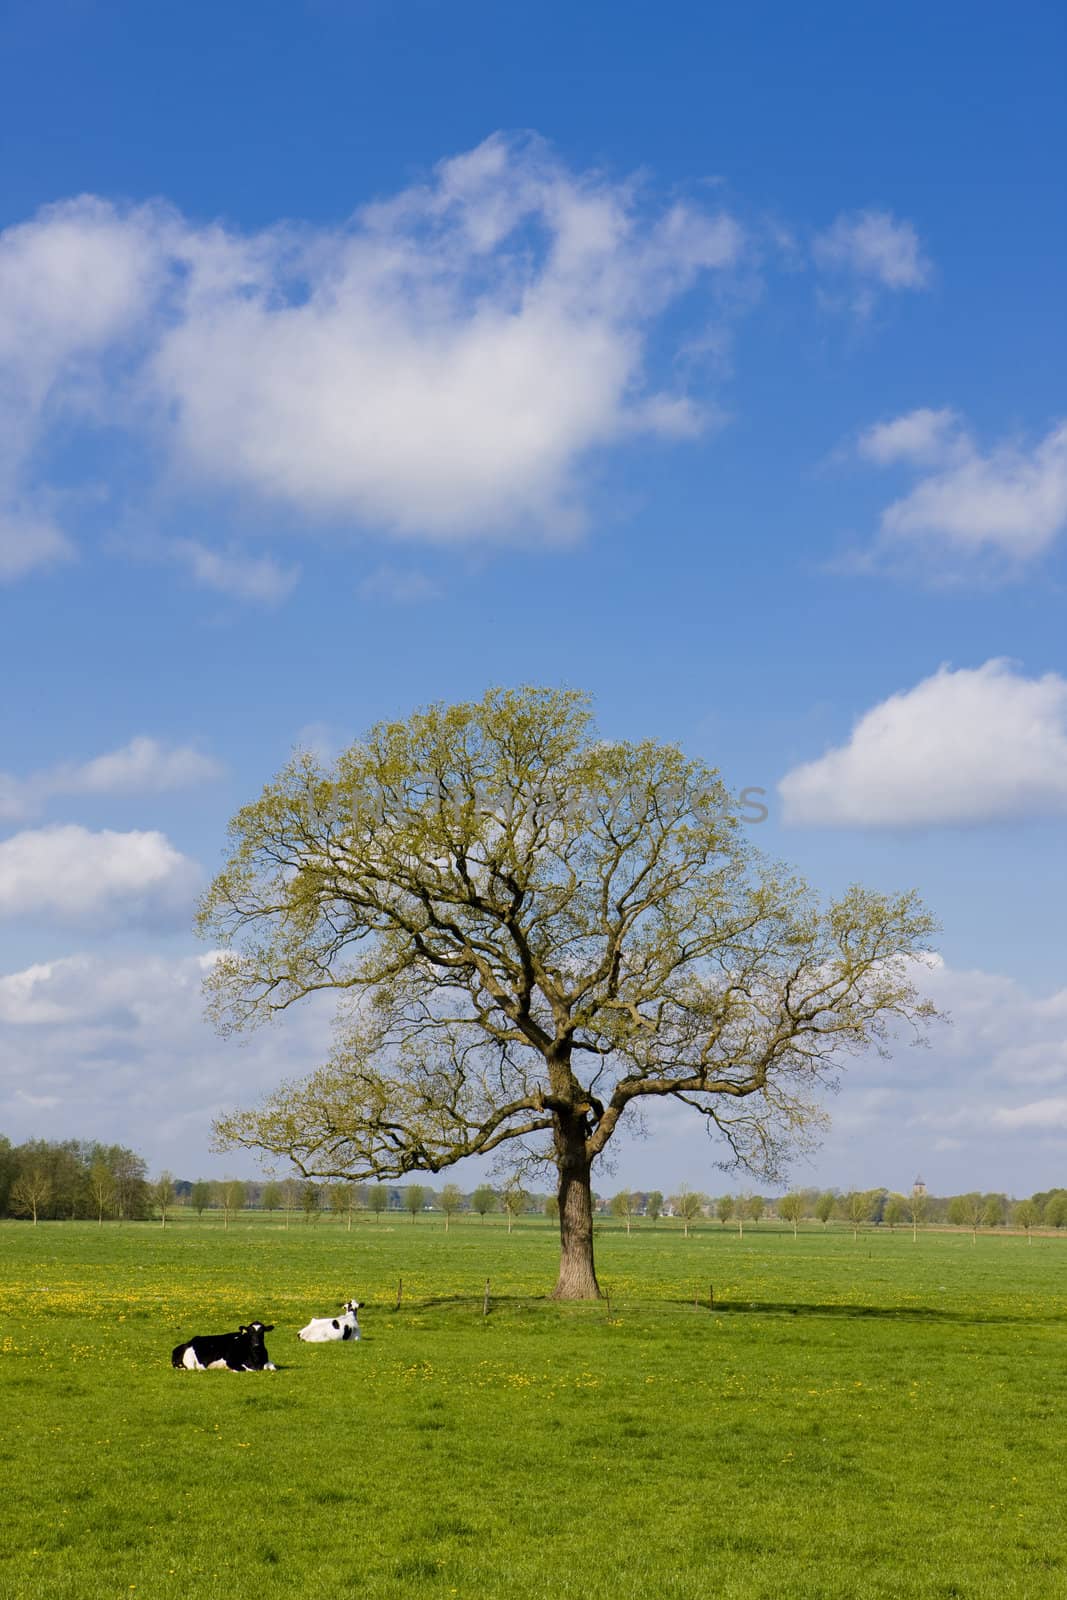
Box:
[341,1300,362,1314]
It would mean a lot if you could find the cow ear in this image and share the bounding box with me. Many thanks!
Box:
[238,1325,249,1334]
[264,1324,275,1332]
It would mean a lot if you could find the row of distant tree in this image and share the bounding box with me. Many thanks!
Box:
[176,1177,539,1231]
[3,1136,1065,1233]
[642,1186,1067,1239]
[0,1136,152,1223]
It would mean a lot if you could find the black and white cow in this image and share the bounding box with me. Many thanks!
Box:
[298,1299,362,1342]
[171,1321,277,1371]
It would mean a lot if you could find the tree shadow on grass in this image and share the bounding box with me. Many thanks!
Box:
[370,1292,1062,1327]
[395,1293,546,1311]
[687,1299,1061,1325]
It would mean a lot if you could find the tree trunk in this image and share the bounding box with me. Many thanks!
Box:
[551,1119,601,1300]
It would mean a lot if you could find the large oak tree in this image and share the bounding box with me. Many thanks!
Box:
[200,686,937,1299]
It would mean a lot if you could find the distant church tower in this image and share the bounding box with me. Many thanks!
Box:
[912,1175,927,1196]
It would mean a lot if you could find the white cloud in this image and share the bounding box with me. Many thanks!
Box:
[60,737,221,797]
[0,135,746,570]
[0,198,171,574]
[990,1097,1067,1132]
[150,138,742,540]
[0,824,198,924]
[882,421,1067,560]
[169,539,300,605]
[813,210,931,310]
[0,738,222,822]
[0,956,97,1024]
[802,957,1067,1191]
[0,505,75,582]
[779,659,1067,827]
[291,722,345,764]
[854,409,1067,567]
[0,949,334,1176]
[358,564,442,604]
[0,196,167,375]
[0,950,216,1026]
[857,407,961,466]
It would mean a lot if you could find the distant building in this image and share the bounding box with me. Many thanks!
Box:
[912,1175,927,1196]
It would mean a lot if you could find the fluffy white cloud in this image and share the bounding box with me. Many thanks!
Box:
[779,659,1067,827]
[640,956,1067,1195]
[0,505,75,582]
[358,564,442,604]
[0,949,334,1175]
[168,539,300,605]
[59,737,222,796]
[857,407,960,466]
[882,423,1067,559]
[813,209,931,311]
[0,738,222,822]
[0,954,112,1025]
[856,408,1067,566]
[0,824,198,923]
[150,136,743,539]
[0,198,171,582]
[0,135,746,567]
[990,1097,1067,1131]
[818,957,1067,1189]
[0,196,167,376]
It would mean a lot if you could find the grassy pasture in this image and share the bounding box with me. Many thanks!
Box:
[1,1216,1065,1600]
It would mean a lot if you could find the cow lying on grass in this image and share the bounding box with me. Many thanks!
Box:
[172,1321,277,1371]
[298,1299,362,1342]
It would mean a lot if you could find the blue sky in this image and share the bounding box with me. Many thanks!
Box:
[1,0,1065,1196]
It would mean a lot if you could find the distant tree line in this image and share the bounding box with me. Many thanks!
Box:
[0,1145,558,1226]
[0,1136,150,1223]
[595,1185,1067,1238]
[3,1136,1064,1237]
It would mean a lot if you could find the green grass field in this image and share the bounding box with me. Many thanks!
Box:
[1,1215,1064,1600]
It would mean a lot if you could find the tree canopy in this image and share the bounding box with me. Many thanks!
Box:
[200,685,938,1298]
